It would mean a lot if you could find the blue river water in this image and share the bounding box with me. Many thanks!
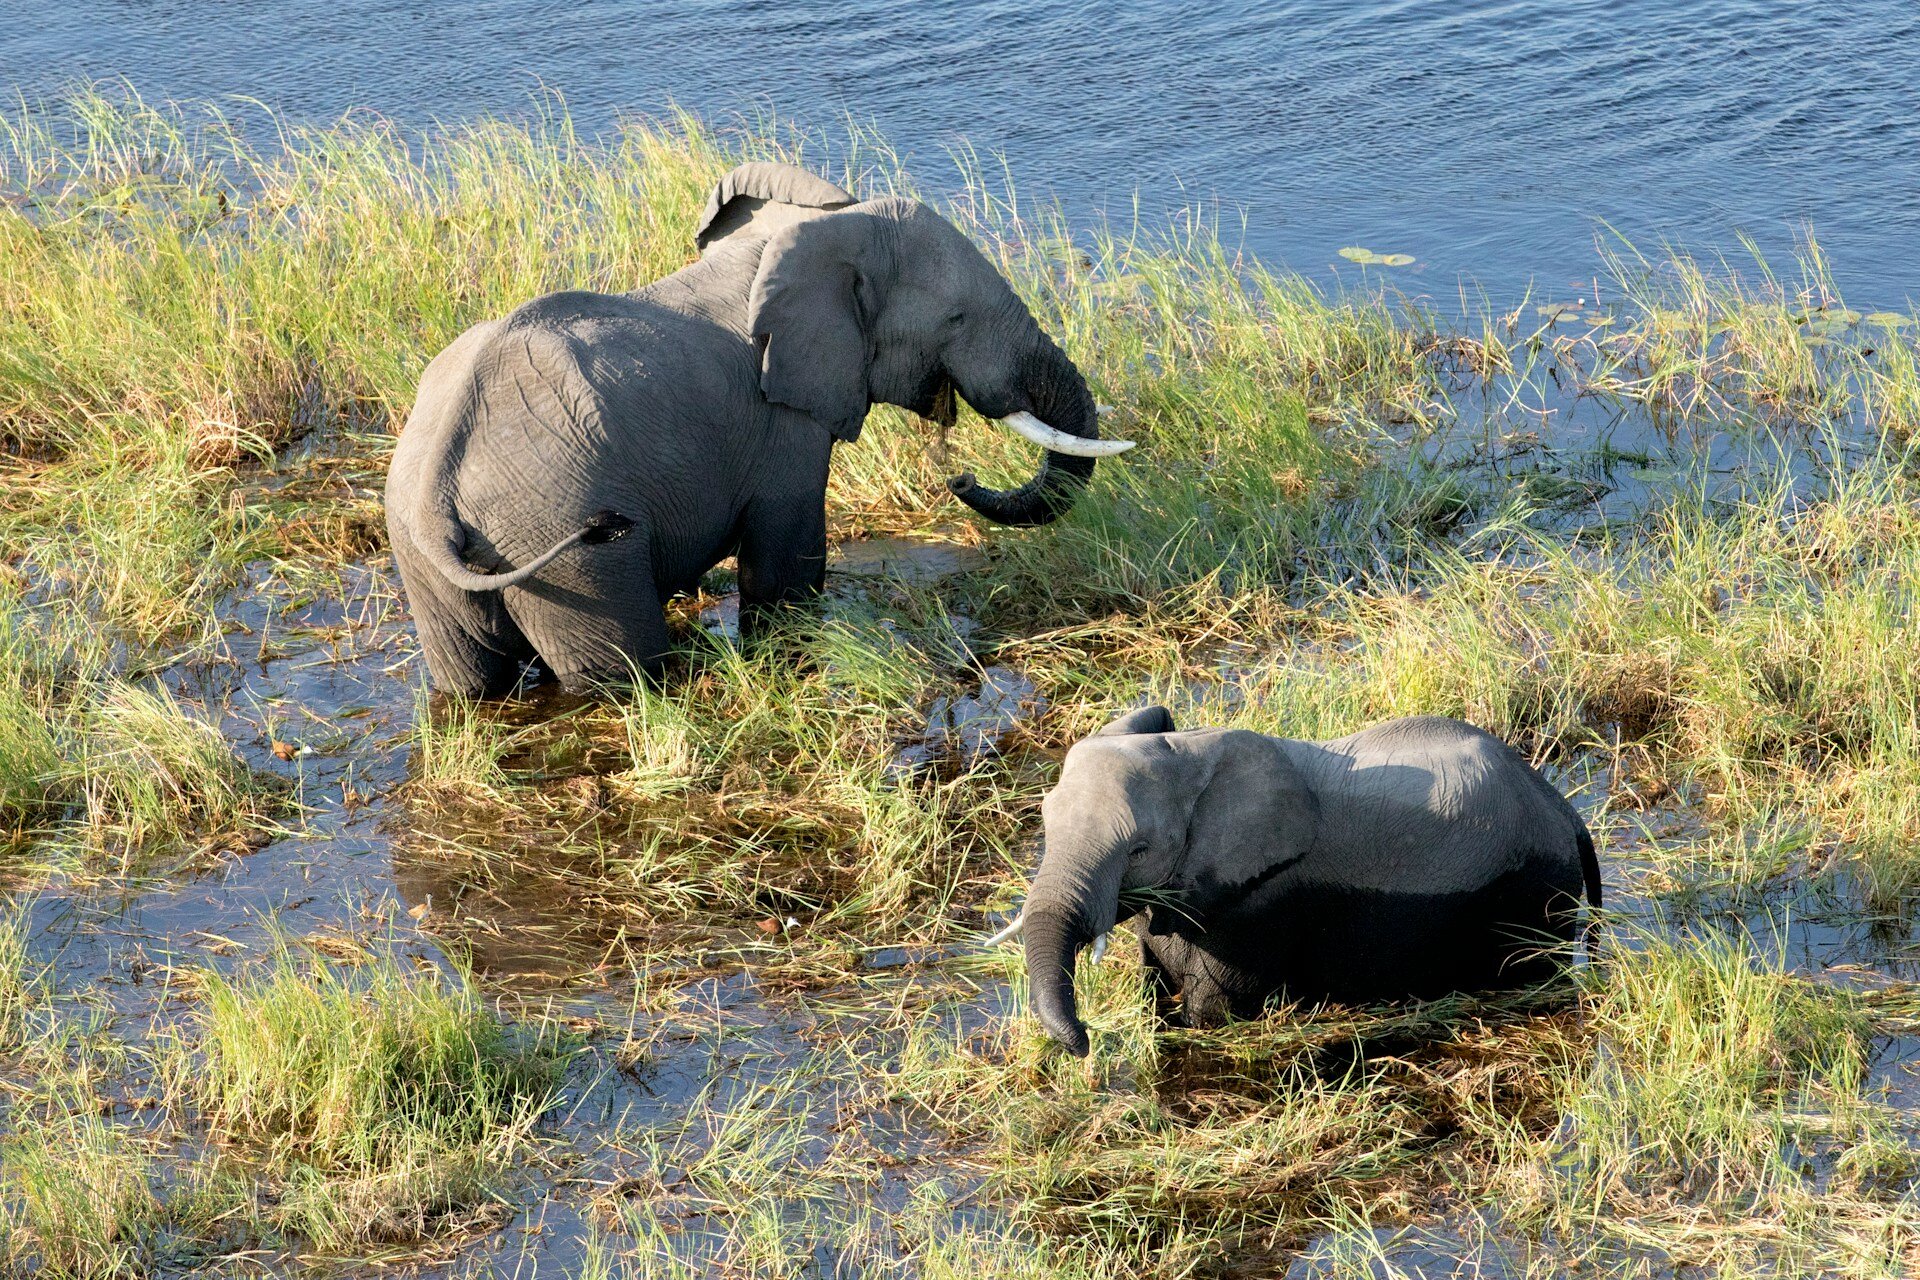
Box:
[5,1,1920,308]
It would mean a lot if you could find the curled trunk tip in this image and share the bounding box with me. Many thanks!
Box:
[947,334,1100,528]
[1022,909,1091,1057]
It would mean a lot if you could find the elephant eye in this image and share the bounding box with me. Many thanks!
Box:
[945,310,966,329]
[1127,841,1150,860]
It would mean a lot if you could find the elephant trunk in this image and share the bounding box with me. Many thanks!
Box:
[947,332,1100,527]
[1020,837,1127,1057]
[1023,908,1094,1057]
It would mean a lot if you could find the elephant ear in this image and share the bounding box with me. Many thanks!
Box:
[748,209,885,441]
[1095,705,1177,737]
[1180,730,1320,904]
[696,162,856,254]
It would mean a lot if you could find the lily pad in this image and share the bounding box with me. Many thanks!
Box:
[1537,303,1583,322]
[1338,246,1414,266]
[1584,313,1615,326]
[1865,311,1912,329]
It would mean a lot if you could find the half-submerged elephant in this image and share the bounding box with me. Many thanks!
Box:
[995,707,1601,1056]
[385,161,1131,695]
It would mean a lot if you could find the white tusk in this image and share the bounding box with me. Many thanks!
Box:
[998,411,1135,458]
[980,913,1024,948]
[1089,931,1110,965]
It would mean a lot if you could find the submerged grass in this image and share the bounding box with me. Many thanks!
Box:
[5,85,1920,1276]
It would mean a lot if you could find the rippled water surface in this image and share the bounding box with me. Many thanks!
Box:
[8,1,1920,303]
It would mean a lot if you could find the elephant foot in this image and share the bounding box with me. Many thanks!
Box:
[1173,974,1235,1029]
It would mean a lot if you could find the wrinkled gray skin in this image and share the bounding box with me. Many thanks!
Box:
[1023,707,1602,1056]
[385,162,1103,695]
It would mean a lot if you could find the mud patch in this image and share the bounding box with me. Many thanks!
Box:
[893,666,1045,775]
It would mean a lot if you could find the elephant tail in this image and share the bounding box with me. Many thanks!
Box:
[415,506,635,593]
[1575,820,1606,969]
[1576,823,1602,911]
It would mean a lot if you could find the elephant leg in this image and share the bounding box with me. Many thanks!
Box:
[1178,958,1236,1029]
[1138,926,1184,1025]
[392,530,535,697]
[504,541,672,692]
[519,594,671,692]
[1142,926,1234,1029]
[735,441,831,632]
[1479,869,1584,990]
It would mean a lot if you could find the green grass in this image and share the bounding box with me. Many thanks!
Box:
[0,1111,160,1279]
[169,947,570,1252]
[5,84,1920,1276]
[60,681,283,872]
[1503,929,1920,1276]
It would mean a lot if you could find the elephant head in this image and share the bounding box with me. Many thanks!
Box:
[1021,706,1321,1055]
[698,163,1132,526]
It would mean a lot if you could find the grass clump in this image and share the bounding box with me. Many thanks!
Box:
[1571,928,1875,1193]
[0,1111,160,1279]
[1492,927,1920,1276]
[172,948,569,1252]
[0,612,281,875]
[61,682,282,871]
[0,616,64,834]
[0,904,40,1051]
[1588,232,1856,425]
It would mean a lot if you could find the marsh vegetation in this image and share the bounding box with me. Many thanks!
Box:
[3,89,1920,1276]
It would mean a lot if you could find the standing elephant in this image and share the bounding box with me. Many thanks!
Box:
[385,162,1131,695]
[999,707,1601,1056]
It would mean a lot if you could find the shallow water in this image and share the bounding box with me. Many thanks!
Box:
[14,554,1012,1274]
[15,527,1920,1272]
[9,2,1920,306]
